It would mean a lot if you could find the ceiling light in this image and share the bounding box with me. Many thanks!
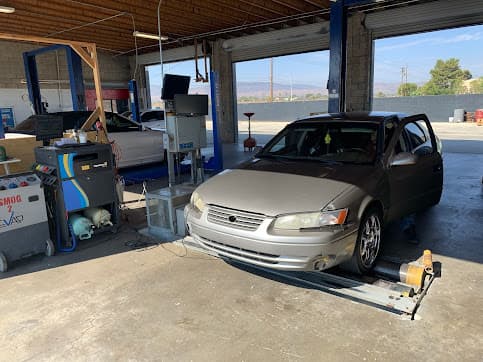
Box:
[0,6,15,13]
[133,31,168,41]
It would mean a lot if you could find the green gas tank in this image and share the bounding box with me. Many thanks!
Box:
[0,146,7,162]
[69,214,94,240]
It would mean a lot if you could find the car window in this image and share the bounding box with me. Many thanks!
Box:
[141,111,164,122]
[404,120,433,156]
[405,122,426,147]
[261,122,379,164]
[106,113,140,132]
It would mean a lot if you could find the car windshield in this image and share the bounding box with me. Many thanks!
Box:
[260,121,379,164]
[105,113,141,132]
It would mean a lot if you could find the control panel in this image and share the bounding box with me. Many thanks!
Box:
[34,163,57,186]
[0,173,42,191]
[0,172,48,233]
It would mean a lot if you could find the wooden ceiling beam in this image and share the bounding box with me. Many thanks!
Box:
[235,0,292,17]
[0,22,131,50]
[3,13,138,40]
[13,0,211,35]
[81,0,241,29]
[270,0,306,12]
[202,0,271,21]
[301,0,331,9]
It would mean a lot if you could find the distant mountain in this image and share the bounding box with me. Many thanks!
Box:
[373,82,400,96]
[150,80,403,99]
[236,81,327,98]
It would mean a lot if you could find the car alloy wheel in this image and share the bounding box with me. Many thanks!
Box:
[359,213,381,269]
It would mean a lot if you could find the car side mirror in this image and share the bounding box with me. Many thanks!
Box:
[390,152,418,167]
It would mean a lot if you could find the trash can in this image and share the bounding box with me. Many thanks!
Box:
[453,109,465,123]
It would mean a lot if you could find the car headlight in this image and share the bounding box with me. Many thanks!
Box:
[273,209,348,230]
[190,191,206,213]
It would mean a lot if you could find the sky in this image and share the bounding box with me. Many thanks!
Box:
[147,23,483,100]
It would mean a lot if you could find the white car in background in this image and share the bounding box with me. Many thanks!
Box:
[14,111,165,169]
[122,109,166,131]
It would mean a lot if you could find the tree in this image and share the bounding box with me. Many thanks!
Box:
[375,91,386,98]
[419,58,472,95]
[397,83,419,96]
[470,77,483,94]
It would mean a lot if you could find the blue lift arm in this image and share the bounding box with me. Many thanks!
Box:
[328,0,347,113]
[328,0,382,113]
[23,45,86,114]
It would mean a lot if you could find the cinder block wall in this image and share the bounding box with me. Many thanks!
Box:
[236,95,483,122]
[0,40,131,123]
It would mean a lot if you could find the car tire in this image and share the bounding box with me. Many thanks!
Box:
[342,207,382,275]
[429,188,443,207]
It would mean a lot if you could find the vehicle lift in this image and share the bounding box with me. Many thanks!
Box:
[180,237,436,319]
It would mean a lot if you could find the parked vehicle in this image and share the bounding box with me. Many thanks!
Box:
[139,109,165,131]
[13,111,164,168]
[185,112,443,274]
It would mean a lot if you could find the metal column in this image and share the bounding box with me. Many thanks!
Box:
[23,44,87,115]
[23,52,43,114]
[328,0,347,113]
[209,71,224,172]
[128,79,141,124]
[328,0,380,113]
[65,46,86,111]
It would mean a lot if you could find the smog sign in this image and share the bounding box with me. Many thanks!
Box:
[0,107,15,128]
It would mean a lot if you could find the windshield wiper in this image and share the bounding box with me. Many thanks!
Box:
[256,154,294,164]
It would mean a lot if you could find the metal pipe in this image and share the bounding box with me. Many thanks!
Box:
[374,260,425,288]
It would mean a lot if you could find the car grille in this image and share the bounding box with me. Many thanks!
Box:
[197,237,280,264]
[207,204,265,231]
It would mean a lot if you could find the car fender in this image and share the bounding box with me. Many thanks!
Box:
[357,195,379,220]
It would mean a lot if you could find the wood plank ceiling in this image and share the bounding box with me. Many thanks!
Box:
[0,0,331,54]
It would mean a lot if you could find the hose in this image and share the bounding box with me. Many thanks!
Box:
[55,216,77,252]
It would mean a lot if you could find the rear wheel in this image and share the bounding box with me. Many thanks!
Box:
[0,252,7,272]
[342,208,382,275]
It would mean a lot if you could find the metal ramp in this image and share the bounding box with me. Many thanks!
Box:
[179,236,435,319]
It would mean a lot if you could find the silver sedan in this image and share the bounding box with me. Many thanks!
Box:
[185,112,443,274]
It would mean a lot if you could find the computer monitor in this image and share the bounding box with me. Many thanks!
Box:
[174,94,209,116]
[161,74,190,100]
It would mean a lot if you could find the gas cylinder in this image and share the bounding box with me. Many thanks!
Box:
[84,207,113,228]
[69,214,95,240]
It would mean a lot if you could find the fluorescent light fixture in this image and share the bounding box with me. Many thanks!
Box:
[133,31,168,41]
[0,6,15,13]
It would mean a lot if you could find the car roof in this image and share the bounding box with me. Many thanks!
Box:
[294,111,408,124]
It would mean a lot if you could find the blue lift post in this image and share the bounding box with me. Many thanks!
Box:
[209,71,224,172]
[23,45,86,114]
[328,0,347,114]
[328,0,380,113]
[128,79,141,124]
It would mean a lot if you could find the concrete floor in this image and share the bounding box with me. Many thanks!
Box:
[0,126,482,361]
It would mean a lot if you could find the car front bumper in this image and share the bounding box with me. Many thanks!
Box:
[185,204,358,271]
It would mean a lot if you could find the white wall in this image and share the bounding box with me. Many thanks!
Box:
[0,88,73,126]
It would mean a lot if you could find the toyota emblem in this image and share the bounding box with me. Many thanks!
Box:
[228,215,237,223]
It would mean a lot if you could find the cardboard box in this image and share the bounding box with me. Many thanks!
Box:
[0,134,42,176]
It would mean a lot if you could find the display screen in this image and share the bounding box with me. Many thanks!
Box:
[161,74,190,100]
[174,95,209,116]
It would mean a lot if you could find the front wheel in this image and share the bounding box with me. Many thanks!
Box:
[0,252,7,272]
[45,239,55,257]
[342,208,382,275]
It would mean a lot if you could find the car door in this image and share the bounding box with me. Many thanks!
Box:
[400,114,442,212]
[408,115,443,207]
[385,122,419,221]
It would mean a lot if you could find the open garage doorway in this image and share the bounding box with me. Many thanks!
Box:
[235,51,330,147]
[373,25,483,153]
[146,59,213,144]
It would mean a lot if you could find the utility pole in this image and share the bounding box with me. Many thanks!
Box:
[269,57,273,102]
[400,66,408,96]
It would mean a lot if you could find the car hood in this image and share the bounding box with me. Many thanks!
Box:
[196,168,354,217]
